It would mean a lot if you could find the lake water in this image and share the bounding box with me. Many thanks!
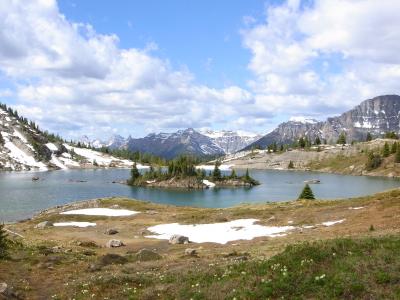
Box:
[1,169,399,222]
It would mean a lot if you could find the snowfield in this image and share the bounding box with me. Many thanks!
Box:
[146,219,295,244]
[60,208,139,217]
[53,222,96,228]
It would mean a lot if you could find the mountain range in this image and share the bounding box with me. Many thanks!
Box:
[82,129,261,159]
[245,95,400,150]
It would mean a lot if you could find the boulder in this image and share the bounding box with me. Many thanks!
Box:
[99,253,128,266]
[104,228,119,235]
[106,239,124,248]
[35,221,53,229]
[169,234,189,244]
[184,248,197,256]
[0,282,19,299]
[135,249,162,262]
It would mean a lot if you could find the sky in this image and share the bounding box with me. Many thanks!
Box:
[1,0,400,140]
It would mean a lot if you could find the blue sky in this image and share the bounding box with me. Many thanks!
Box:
[0,0,400,139]
[58,0,269,87]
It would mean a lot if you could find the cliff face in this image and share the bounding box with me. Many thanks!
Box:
[246,95,400,149]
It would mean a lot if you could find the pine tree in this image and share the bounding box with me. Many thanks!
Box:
[288,161,294,169]
[391,142,398,154]
[229,169,237,179]
[0,224,9,259]
[245,168,250,180]
[383,142,390,157]
[212,161,222,181]
[130,162,141,184]
[366,132,372,142]
[396,146,400,163]
[298,184,315,200]
[0,133,4,145]
[299,137,306,148]
[315,136,321,145]
[337,132,346,145]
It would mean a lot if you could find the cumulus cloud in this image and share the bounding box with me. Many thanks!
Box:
[0,0,257,138]
[242,0,400,119]
[1,0,400,139]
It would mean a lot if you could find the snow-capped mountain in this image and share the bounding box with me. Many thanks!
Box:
[199,129,262,154]
[0,104,138,171]
[79,134,128,150]
[126,128,225,159]
[245,95,400,150]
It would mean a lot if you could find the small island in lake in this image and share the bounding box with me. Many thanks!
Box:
[127,156,260,189]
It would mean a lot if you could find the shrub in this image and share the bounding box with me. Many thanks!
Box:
[0,224,9,259]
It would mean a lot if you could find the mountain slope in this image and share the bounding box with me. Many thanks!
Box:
[126,128,225,159]
[245,95,400,150]
[0,104,139,171]
[199,129,261,154]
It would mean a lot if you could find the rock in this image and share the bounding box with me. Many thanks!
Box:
[99,253,128,266]
[35,221,53,229]
[169,234,189,244]
[184,248,197,256]
[106,239,125,248]
[0,282,19,299]
[32,176,39,181]
[135,249,162,262]
[104,228,119,235]
[76,240,99,248]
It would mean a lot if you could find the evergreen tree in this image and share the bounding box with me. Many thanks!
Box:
[288,161,294,169]
[396,146,400,163]
[0,133,4,145]
[337,132,346,145]
[0,224,9,259]
[229,169,237,179]
[366,132,373,142]
[245,168,250,180]
[366,152,382,170]
[383,142,390,157]
[212,161,222,181]
[391,142,398,154]
[298,184,315,200]
[299,137,306,148]
[130,162,141,184]
[315,136,321,145]
[279,144,284,152]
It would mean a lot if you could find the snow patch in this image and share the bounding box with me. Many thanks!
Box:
[146,219,295,244]
[50,155,68,170]
[321,219,345,227]
[289,117,318,124]
[349,207,365,210]
[54,222,96,228]
[196,164,233,171]
[60,208,139,217]
[4,139,47,170]
[202,179,215,187]
[46,143,58,152]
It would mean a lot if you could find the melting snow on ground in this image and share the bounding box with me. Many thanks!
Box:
[54,222,96,228]
[146,219,295,244]
[3,139,47,170]
[60,208,139,216]
[196,164,233,171]
[202,179,216,187]
[321,219,345,226]
[46,143,58,152]
[349,207,365,210]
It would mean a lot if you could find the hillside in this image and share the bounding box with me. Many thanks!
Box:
[2,189,400,299]
[0,105,142,171]
[226,139,400,177]
[245,95,400,150]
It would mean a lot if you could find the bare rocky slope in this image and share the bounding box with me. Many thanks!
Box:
[245,95,400,150]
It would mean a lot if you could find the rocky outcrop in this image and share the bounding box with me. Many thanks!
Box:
[169,234,189,244]
[245,95,400,149]
[106,239,125,248]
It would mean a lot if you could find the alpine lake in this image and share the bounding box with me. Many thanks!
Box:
[1,168,399,222]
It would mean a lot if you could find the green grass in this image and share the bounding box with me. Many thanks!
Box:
[53,235,400,299]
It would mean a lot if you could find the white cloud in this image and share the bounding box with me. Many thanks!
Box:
[242,0,400,118]
[0,0,257,138]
